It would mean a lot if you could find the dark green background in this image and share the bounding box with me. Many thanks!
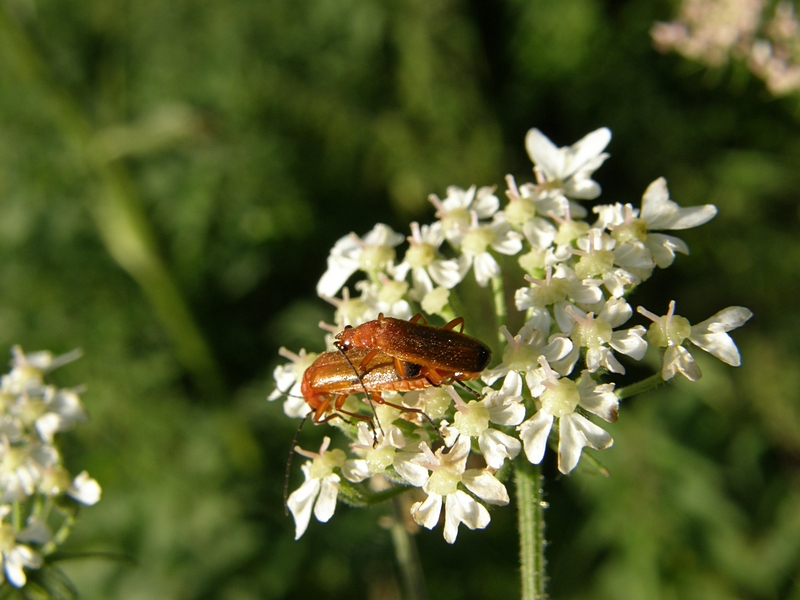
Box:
[0,0,798,598]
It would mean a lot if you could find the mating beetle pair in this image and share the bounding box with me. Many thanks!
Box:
[301,313,492,425]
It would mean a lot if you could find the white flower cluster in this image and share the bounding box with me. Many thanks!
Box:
[271,127,752,544]
[0,346,101,588]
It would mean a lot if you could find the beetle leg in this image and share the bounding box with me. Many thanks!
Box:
[358,348,381,373]
[409,313,428,325]
[443,316,465,332]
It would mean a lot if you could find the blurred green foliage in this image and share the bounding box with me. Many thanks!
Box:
[0,0,799,598]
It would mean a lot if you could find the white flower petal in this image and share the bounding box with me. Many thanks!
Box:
[645,233,689,268]
[428,259,463,288]
[662,345,702,381]
[462,468,511,504]
[443,490,490,543]
[313,475,340,523]
[609,326,648,360]
[68,471,102,505]
[4,545,40,588]
[287,478,321,540]
[558,413,613,474]
[525,128,563,180]
[473,252,500,287]
[478,429,523,469]
[640,177,717,230]
[577,374,619,422]
[519,410,554,465]
[411,493,442,530]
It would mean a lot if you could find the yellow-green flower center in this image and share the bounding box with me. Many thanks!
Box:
[518,249,546,276]
[554,221,590,246]
[531,278,570,306]
[574,249,615,279]
[505,198,537,229]
[503,343,542,372]
[309,448,346,480]
[454,402,490,437]
[442,208,471,233]
[611,218,648,244]
[426,467,461,496]
[359,246,395,272]
[421,287,450,316]
[366,446,395,474]
[405,243,436,269]
[540,378,580,418]
[571,318,612,349]
[646,315,692,348]
[378,280,409,306]
[461,226,497,255]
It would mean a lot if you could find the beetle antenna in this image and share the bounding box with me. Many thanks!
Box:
[284,416,308,515]
[455,379,481,398]
[336,345,385,442]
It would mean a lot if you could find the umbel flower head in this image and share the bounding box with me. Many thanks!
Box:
[0,347,100,588]
[271,126,751,543]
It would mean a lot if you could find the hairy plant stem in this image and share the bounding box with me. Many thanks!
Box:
[390,497,429,600]
[616,372,664,400]
[515,460,547,600]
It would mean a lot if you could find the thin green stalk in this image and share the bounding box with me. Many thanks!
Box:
[515,460,547,600]
[615,372,664,400]
[390,497,429,600]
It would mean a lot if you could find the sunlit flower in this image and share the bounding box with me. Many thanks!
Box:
[395,436,509,543]
[446,380,525,469]
[638,301,753,381]
[392,222,463,300]
[342,407,407,483]
[0,506,42,588]
[593,178,717,273]
[287,437,346,540]
[525,127,612,206]
[429,185,500,243]
[482,320,575,387]
[454,213,524,287]
[317,224,405,298]
[519,358,617,474]
[268,348,318,419]
[561,299,647,374]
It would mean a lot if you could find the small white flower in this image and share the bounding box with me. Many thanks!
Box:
[594,178,717,270]
[429,185,500,243]
[482,321,574,387]
[317,224,405,298]
[0,439,58,502]
[398,436,508,543]
[342,407,407,483]
[287,437,346,540]
[561,299,647,374]
[392,222,463,300]
[638,301,752,381]
[525,127,612,204]
[354,277,412,321]
[515,264,604,312]
[454,213,524,287]
[447,381,525,469]
[268,348,318,419]
[0,507,42,588]
[518,358,616,474]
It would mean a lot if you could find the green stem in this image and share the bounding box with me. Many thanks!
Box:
[491,276,507,344]
[615,372,664,400]
[390,497,429,600]
[515,460,547,600]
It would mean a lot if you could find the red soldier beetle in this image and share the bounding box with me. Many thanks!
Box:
[334,313,492,387]
[301,347,436,425]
